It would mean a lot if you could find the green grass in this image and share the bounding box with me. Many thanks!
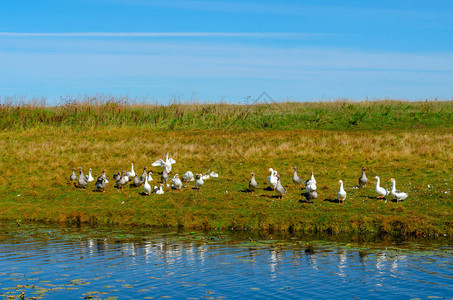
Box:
[1,98,452,131]
[0,99,452,237]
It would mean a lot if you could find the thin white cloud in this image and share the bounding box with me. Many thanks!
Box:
[0,32,320,39]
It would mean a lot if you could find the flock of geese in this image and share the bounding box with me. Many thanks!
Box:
[69,153,218,195]
[249,166,409,203]
[70,153,409,203]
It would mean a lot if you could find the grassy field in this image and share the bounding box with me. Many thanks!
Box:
[0,99,452,237]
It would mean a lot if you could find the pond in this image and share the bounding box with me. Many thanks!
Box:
[0,222,452,299]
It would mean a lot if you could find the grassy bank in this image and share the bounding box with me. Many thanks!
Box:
[0,99,452,131]
[0,101,452,237]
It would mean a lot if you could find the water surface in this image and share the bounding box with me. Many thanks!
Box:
[0,222,452,299]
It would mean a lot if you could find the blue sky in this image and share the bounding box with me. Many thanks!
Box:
[0,0,452,104]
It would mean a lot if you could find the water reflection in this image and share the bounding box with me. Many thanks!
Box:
[0,223,451,299]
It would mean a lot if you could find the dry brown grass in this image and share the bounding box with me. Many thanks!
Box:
[0,127,452,236]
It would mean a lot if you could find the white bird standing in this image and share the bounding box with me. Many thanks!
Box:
[389,178,408,203]
[171,174,183,191]
[267,168,278,190]
[374,176,390,199]
[337,180,347,204]
[85,168,95,182]
[305,172,316,187]
[147,171,154,182]
[195,174,204,189]
[152,152,176,174]
[305,172,317,192]
[143,176,151,196]
[155,184,165,195]
[182,171,194,182]
[125,163,136,178]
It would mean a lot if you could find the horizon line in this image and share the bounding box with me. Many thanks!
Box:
[0,32,322,38]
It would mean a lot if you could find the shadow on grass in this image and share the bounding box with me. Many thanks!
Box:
[261,194,282,199]
[361,195,395,202]
[299,199,314,204]
[263,186,275,191]
[323,198,340,204]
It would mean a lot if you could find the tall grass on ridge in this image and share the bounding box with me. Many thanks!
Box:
[1,96,452,131]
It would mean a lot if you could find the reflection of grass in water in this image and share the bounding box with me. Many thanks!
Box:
[2,221,452,254]
[0,221,451,299]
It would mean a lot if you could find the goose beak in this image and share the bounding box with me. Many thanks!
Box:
[374,176,377,179]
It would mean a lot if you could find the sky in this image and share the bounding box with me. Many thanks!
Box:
[0,0,452,104]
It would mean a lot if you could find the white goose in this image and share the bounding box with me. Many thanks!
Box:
[143,176,151,196]
[155,184,164,195]
[195,174,204,189]
[305,172,316,187]
[267,168,278,189]
[171,174,183,191]
[152,152,176,174]
[85,168,95,182]
[306,180,317,192]
[374,176,390,199]
[147,171,154,182]
[337,180,346,204]
[182,171,194,182]
[125,163,136,178]
[389,178,408,203]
